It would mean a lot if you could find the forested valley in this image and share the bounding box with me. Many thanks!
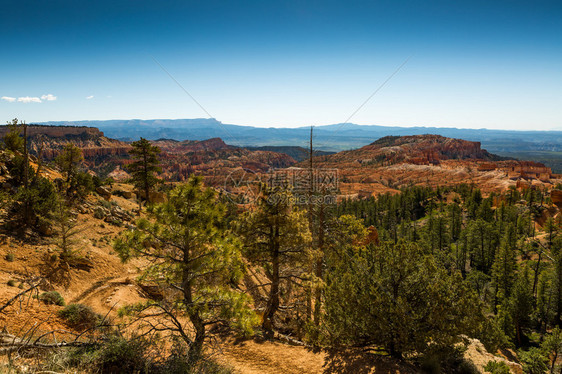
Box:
[1,119,562,373]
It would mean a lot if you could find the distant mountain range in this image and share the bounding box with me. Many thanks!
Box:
[38,118,562,172]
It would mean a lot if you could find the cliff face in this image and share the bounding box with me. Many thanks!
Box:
[0,125,132,175]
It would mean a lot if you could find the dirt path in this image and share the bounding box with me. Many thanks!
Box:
[219,338,325,374]
[218,338,418,374]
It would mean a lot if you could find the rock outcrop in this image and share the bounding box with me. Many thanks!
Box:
[0,125,132,171]
[151,138,296,183]
[552,189,562,206]
[302,134,561,197]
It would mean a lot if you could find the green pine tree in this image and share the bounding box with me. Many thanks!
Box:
[115,177,257,362]
[238,188,311,338]
[127,137,161,205]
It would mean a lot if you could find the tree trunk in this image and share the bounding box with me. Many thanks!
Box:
[143,151,150,204]
[313,202,324,326]
[23,122,31,228]
[516,322,522,347]
[263,228,280,338]
[533,250,542,297]
[188,309,206,363]
[183,248,205,363]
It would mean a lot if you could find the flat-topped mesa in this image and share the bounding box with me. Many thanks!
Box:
[0,124,104,139]
[366,135,491,163]
[0,125,131,162]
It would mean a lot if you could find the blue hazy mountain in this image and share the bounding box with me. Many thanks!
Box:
[39,118,562,153]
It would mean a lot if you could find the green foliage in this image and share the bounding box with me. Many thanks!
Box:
[319,239,483,357]
[510,267,534,345]
[336,185,443,229]
[492,225,518,304]
[51,196,84,262]
[420,346,478,374]
[127,137,161,204]
[59,303,102,330]
[55,143,89,198]
[539,326,562,373]
[49,334,234,374]
[2,118,24,153]
[93,207,105,219]
[479,313,513,353]
[238,187,312,336]
[484,360,510,374]
[114,176,257,361]
[38,291,65,306]
[74,171,95,197]
[5,252,14,262]
[84,336,150,374]
[519,347,549,374]
[8,176,58,231]
[55,143,84,181]
[2,122,58,233]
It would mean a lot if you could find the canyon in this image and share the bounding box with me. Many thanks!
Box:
[2,126,560,198]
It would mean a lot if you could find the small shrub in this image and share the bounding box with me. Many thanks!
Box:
[484,360,510,374]
[49,335,154,374]
[519,347,549,374]
[156,338,235,374]
[5,252,14,262]
[39,291,65,306]
[42,334,234,374]
[420,346,475,374]
[7,280,16,287]
[93,207,105,219]
[59,303,102,329]
[95,336,150,374]
[98,199,111,209]
[457,360,479,374]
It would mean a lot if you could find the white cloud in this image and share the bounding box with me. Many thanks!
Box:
[2,94,58,103]
[40,94,57,101]
[17,96,42,103]
[86,95,94,100]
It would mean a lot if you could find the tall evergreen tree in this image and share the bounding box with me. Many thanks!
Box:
[491,225,518,306]
[115,177,257,362]
[238,188,311,338]
[510,266,534,346]
[2,118,24,153]
[55,143,84,197]
[127,137,161,204]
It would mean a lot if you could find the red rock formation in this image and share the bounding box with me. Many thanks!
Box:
[150,138,296,184]
[0,125,132,175]
[300,134,561,197]
[552,190,562,206]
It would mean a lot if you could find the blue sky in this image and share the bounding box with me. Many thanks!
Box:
[1,0,561,130]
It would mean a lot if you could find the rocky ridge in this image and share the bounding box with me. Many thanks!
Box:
[304,134,561,197]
